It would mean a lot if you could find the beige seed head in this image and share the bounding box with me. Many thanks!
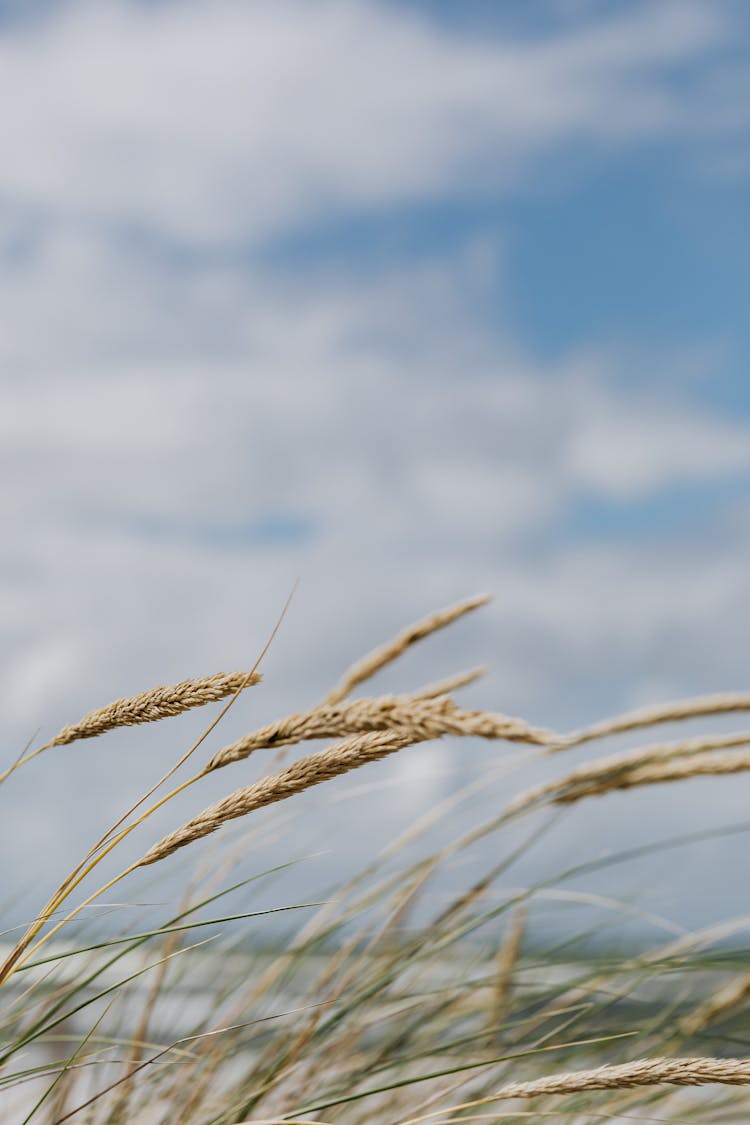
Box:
[50,670,261,747]
[139,729,419,867]
[206,692,556,772]
[324,593,491,706]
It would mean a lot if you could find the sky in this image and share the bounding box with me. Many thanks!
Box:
[2,0,750,936]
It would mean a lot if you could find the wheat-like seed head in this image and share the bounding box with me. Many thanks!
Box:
[486,1055,750,1101]
[509,731,750,813]
[323,593,491,706]
[562,691,750,749]
[139,730,418,867]
[206,693,556,772]
[49,670,261,747]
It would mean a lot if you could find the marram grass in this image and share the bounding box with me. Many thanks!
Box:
[3,595,750,1122]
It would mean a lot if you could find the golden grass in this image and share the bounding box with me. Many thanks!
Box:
[139,730,416,865]
[0,669,262,785]
[206,692,554,772]
[492,904,526,1033]
[49,670,263,746]
[392,1057,750,1121]
[508,730,750,813]
[467,1055,750,1101]
[6,592,750,1121]
[323,593,491,706]
[560,690,750,749]
[679,971,750,1038]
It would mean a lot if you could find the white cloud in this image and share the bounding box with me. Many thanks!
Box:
[0,0,733,243]
[3,245,750,924]
[560,367,750,497]
[2,0,749,927]
[2,240,750,732]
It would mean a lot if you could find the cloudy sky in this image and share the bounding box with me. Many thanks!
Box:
[3,0,750,932]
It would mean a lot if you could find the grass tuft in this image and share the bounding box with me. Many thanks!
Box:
[3,594,750,1122]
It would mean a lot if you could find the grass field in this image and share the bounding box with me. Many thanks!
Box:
[3,594,750,1123]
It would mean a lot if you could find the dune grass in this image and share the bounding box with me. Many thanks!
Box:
[3,595,750,1122]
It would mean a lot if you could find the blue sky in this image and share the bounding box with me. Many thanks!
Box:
[2,0,750,927]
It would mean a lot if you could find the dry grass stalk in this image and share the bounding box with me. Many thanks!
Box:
[139,730,420,867]
[679,973,750,1038]
[563,691,750,750]
[207,693,555,772]
[511,914,750,1067]
[509,732,750,814]
[551,748,750,803]
[492,904,526,1035]
[323,594,491,706]
[49,670,262,747]
[481,1055,750,1102]
[411,666,487,699]
[255,873,435,1115]
[13,591,750,1121]
[106,925,183,1123]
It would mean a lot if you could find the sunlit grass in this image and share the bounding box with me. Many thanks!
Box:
[3,595,750,1122]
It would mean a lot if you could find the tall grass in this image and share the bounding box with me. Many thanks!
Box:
[3,594,750,1122]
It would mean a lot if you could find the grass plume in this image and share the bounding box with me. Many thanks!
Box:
[49,670,262,746]
[4,593,750,1122]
